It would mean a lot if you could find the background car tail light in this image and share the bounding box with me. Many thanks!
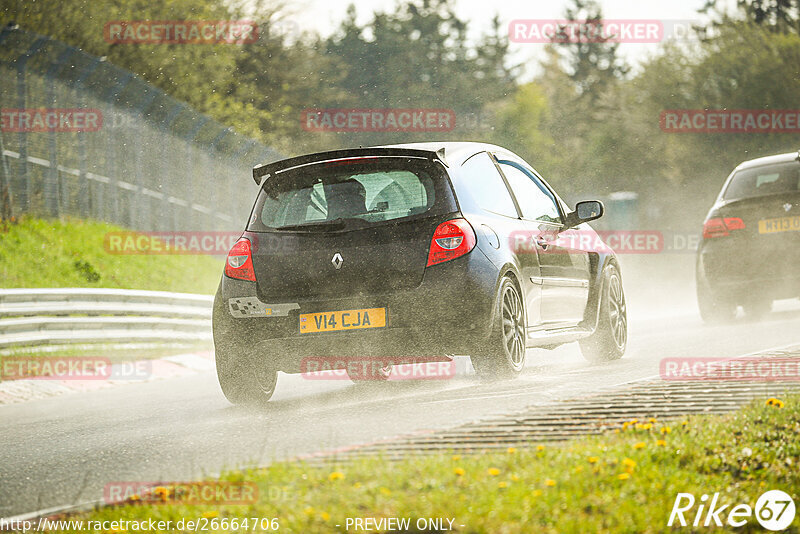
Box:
[225,238,256,281]
[702,217,746,239]
[427,219,476,267]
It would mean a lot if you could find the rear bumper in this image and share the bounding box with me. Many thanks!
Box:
[697,239,800,299]
[214,249,499,371]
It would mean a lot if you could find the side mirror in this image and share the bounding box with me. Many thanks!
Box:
[564,200,604,229]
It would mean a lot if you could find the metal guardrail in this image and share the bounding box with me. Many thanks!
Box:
[0,288,213,348]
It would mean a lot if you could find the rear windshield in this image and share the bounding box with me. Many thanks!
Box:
[248,158,450,231]
[723,161,800,200]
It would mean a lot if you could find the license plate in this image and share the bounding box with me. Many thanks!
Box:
[758,216,800,234]
[299,308,387,334]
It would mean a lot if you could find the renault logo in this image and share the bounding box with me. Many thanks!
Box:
[784,203,793,212]
[331,253,343,269]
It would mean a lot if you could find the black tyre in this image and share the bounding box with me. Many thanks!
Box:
[742,295,772,321]
[213,288,278,405]
[696,278,736,324]
[472,276,526,379]
[580,264,627,363]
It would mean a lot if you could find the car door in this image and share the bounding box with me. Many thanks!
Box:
[495,159,591,328]
[452,151,544,328]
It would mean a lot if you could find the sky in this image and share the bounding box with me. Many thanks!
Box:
[277,0,738,78]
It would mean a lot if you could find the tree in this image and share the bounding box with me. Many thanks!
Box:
[700,0,799,33]
[549,0,629,101]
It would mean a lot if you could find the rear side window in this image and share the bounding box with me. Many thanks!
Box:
[249,159,446,230]
[723,162,800,200]
[455,152,518,218]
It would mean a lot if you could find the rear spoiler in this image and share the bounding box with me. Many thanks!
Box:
[252,147,448,185]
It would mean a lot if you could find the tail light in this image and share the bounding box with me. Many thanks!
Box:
[702,217,746,239]
[427,219,476,267]
[225,238,256,281]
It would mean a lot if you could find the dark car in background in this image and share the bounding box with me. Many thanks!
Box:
[697,150,800,323]
[213,142,627,404]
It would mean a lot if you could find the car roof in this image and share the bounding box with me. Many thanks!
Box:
[374,141,521,168]
[735,150,800,171]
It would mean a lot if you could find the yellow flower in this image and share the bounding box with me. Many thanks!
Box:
[648,417,657,423]
[498,481,508,489]
[201,511,219,518]
[452,455,461,461]
[511,474,520,481]
[621,422,630,430]
[681,421,688,427]
[622,458,636,470]
[320,512,330,521]
[487,468,500,476]
[507,447,517,454]
[545,479,556,487]
[617,473,630,480]
[153,486,170,502]
[533,489,543,497]
[353,482,362,489]
[573,465,584,474]
[656,439,667,447]
[536,445,546,451]
[633,442,646,450]
[379,487,391,496]
[128,494,140,502]
[304,507,315,516]
[660,426,672,435]
[328,472,344,481]
[613,428,620,433]
[588,456,599,464]
[638,423,653,431]
[629,419,638,424]
[766,398,785,408]
[454,467,465,476]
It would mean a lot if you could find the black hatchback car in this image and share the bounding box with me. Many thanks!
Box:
[213,142,627,403]
[697,149,800,322]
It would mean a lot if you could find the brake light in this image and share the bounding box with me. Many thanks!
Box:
[324,157,380,167]
[225,238,256,281]
[702,217,746,239]
[427,219,476,267]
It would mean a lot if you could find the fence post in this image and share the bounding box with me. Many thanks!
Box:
[15,37,48,215]
[45,46,76,219]
[184,116,209,230]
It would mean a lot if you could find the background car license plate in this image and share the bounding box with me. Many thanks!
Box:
[299,308,386,334]
[758,216,800,234]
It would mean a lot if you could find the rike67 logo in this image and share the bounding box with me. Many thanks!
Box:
[669,490,796,530]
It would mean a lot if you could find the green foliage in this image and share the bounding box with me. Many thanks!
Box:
[0,217,222,293]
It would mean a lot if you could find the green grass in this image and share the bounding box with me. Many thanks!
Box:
[59,395,799,533]
[0,217,223,294]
